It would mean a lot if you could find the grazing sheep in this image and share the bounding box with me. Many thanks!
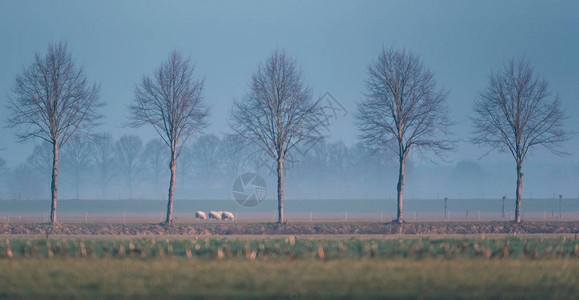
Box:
[209,211,222,220]
[221,211,235,221]
[195,211,207,220]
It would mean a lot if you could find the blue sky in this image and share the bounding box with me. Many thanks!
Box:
[0,0,578,197]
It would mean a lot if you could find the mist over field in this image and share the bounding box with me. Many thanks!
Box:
[0,136,577,220]
[0,1,577,218]
[0,137,578,203]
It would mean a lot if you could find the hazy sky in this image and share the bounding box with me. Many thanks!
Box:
[1,0,578,173]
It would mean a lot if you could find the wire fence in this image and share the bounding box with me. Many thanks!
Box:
[0,210,577,224]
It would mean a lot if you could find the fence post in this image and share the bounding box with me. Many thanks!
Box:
[559,195,562,219]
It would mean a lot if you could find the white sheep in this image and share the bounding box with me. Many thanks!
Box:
[221,211,235,221]
[208,211,222,220]
[195,211,207,220]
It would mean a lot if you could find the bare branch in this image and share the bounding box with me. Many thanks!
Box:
[114,135,143,199]
[90,133,116,199]
[471,57,570,163]
[356,47,454,159]
[6,42,103,147]
[229,50,325,162]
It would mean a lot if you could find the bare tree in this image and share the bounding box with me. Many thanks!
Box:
[61,138,92,199]
[178,146,197,189]
[114,135,143,200]
[91,133,116,199]
[6,42,102,224]
[471,57,570,223]
[218,135,252,181]
[141,138,167,198]
[230,50,325,223]
[327,141,349,182]
[356,47,453,223]
[347,143,392,200]
[26,142,54,190]
[9,164,44,200]
[190,134,221,186]
[129,51,209,224]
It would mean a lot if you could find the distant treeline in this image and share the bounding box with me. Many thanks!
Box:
[0,133,394,200]
[0,133,577,201]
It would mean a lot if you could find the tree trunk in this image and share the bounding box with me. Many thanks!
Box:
[396,155,405,223]
[277,158,284,223]
[165,149,177,224]
[514,163,523,223]
[50,142,59,224]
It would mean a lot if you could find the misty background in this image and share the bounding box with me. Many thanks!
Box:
[0,1,578,205]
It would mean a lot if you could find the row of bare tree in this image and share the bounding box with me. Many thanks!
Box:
[4,42,570,224]
[357,47,570,223]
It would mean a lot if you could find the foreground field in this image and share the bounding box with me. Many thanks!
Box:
[1,258,577,300]
[1,236,579,259]
[0,236,578,299]
[0,220,577,235]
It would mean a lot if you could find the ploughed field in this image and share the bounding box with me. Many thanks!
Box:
[0,220,577,235]
[0,234,578,299]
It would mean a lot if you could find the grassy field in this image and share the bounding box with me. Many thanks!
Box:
[1,220,578,235]
[0,235,578,299]
[1,235,579,259]
[1,258,578,299]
